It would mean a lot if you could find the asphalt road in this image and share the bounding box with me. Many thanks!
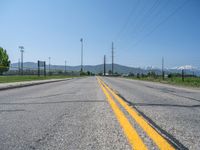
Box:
[0,77,130,150]
[0,77,199,150]
[102,77,200,150]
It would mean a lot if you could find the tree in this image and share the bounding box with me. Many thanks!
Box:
[80,71,87,76]
[87,71,91,76]
[0,47,10,75]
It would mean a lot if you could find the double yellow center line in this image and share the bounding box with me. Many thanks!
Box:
[97,77,175,150]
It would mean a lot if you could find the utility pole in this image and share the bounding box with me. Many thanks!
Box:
[162,57,164,80]
[18,58,20,75]
[38,60,40,77]
[19,46,24,75]
[112,42,114,75]
[80,38,83,72]
[65,60,67,75]
[48,57,51,74]
[104,55,106,76]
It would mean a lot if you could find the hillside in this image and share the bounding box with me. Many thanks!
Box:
[10,62,200,76]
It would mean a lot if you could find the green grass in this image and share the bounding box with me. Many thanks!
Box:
[126,76,200,88]
[0,75,77,83]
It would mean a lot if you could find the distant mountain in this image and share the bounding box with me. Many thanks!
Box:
[10,62,200,76]
[168,65,200,76]
[172,65,198,70]
[11,62,145,74]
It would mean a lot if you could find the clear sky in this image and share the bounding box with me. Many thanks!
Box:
[0,0,199,68]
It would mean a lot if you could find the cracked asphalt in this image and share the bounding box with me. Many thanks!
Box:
[102,77,200,150]
[0,77,130,150]
[0,76,200,149]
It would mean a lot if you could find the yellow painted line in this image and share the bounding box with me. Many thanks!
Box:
[100,78,175,150]
[97,78,147,150]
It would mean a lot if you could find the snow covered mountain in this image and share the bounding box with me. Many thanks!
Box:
[173,65,198,70]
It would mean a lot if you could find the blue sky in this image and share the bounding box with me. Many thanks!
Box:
[0,0,199,68]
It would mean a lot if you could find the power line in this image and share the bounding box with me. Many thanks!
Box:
[116,0,163,46]
[124,0,168,46]
[116,0,145,43]
[133,0,170,38]
[114,0,140,42]
[129,0,190,47]
[128,0,162,39]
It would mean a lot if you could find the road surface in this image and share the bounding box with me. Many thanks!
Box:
[101,77,200,150]
[0,77,199,149]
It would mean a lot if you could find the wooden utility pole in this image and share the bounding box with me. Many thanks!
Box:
[104,55,106,76]
[162,57,164,80]
[112,42,114,75]
[65,60,67,75]
[80,38,83,72]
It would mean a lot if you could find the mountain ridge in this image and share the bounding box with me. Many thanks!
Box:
[10,62,200,75]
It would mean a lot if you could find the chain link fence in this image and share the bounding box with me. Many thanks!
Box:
[0,64,80,76]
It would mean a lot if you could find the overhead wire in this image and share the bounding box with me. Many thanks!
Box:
[125,0,163,45]
[119,1,148,43]
[114,0,140,42]
[127,0,190,48]
[133,0,171,39]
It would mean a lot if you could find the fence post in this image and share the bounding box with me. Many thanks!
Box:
[38,61,40,77]
[44,62,46,77]
[182,69,184,82]
[162,71,165,80]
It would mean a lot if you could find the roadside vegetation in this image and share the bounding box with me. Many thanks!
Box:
[125,72,200,88]
[0,75,77,83]
[0,47,10,75]
[0,70,95,83]
[0,46,94,83]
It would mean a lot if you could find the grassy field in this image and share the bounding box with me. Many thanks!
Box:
[0,75,77,83]
[126,76,200,88]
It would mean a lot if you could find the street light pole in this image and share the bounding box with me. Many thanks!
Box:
[80,38,83,72]
[65,60,67,75]
[18,58,20,75]
[19,46,24,75]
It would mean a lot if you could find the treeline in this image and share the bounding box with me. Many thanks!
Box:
[127,71,197,79]
[0,47,10,75]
